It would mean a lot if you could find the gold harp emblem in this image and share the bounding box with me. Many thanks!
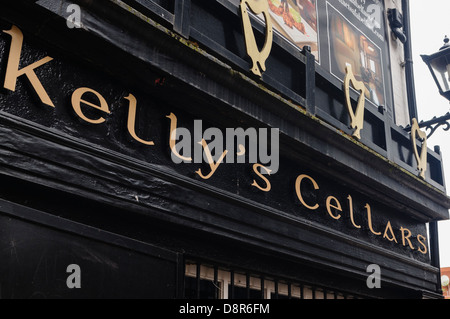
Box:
[344,65,369,140]
[411,118,428,179]
[240,0,273,77]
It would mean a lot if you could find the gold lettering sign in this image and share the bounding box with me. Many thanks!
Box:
[295,174,319,210]
[295,174,428,255]
[71,87,110,124]
[251,163,272,192]
[344,65,369,140]
[3,26,54,107]
[0,25,431,257]
[124,94,155,145]
[410,118,427,179]
[167,112,193,162]
[195,139,228,180]
[240,0,273,77]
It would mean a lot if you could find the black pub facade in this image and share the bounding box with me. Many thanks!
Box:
[0,0,449,299]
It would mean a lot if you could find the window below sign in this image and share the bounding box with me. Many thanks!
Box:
[184,261,360,299]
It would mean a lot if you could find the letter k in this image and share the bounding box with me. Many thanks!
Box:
[3,25,54,107]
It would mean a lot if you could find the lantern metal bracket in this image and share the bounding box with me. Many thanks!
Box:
[408,36,450,139]
[405,112,450,139]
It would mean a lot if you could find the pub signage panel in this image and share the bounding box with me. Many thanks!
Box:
[0,24,431,264]
[252,0,392,114]
[242,0,428,179]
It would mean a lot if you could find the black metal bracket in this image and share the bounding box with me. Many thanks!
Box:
[387,8,407,43]
[404,112,450,138]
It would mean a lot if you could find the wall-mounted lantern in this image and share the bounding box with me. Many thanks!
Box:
[406,37,450,138]
[422,36,450,101]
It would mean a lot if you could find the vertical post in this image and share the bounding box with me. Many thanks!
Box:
[174,0,191,38]
[401,0,418,122]
[196,263,201,299]
[214,266,219,300]
[303,45,316,116]
[230,271,235,299]
[435,145,446,188]
[177,255,186,299]
[430,221,443,294]
[260,276,265,299]
[246,273,250,299]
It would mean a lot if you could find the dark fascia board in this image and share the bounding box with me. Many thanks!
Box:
[2,0,450,222]
[0,197,180,264]
[0,113,441,294]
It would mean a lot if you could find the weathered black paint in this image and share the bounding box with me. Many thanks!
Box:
[0,0,448,299]
[0,199,182,299]
[0,24,435,260]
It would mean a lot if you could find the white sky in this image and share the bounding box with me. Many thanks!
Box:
[410,1,450,267]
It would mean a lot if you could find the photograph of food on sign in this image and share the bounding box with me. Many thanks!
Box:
[327,3,386,107]
[255,0,392,112]
[267,0,319,60]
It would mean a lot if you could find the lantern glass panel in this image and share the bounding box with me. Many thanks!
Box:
[429,49,450,93]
